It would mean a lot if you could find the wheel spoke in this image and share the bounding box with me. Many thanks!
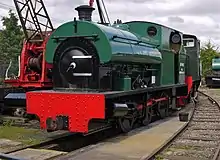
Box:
[118,116,134,133]
[142,107,152,126]
[157,93,169,119]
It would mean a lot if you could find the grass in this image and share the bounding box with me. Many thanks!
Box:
[0,118,68,148]
[155,155,165,160]
[2,119,15,127]
[0,125,43,145]
[0,119,48,146]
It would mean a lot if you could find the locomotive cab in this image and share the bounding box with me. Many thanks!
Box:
[183,34,201,94]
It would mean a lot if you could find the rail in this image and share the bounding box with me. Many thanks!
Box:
[145,97,197,159]
[0,153,25,160]
[1,91,219,160]
[146,90,220,160]
[199,91,220,160]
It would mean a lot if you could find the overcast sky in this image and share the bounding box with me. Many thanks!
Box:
[0,0,219,47]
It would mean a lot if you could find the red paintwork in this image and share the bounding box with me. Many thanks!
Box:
[147,101,153,106]
[185,76,193,95]
[26,90,169,133]
[4,34,53,88]
[178,76,193,106]
[147,97,168,107]
[137,104,143,110]
[26,91,105,133]
[177,96,185,106]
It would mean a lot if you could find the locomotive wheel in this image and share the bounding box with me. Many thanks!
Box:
[156,93,169,119]
[118,116,134,133]
[157,101,169,119]
[141,107,153,126]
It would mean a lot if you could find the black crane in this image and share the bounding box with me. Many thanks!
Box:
[89,0,111,25]
[12,0,110,43]
[13,0,54,42]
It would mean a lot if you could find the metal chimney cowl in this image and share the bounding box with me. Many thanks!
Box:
[75,5,95,21]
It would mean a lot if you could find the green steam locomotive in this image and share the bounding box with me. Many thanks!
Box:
[26,4,201,134]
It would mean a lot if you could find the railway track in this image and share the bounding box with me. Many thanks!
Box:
[148,91,220,160]
[0,125,119,160]
[2,90,220,160]
[0,111,186,160]
[0,114,171,160]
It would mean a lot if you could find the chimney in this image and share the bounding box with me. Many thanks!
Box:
[75,5,95,21]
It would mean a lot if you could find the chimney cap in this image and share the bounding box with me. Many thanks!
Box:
[75,5,95,21]
[75,5,95,12]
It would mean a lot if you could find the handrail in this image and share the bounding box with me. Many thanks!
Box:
[111,35,159,48]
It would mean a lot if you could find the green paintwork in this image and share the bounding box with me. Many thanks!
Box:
[124,21,185,85]
[44,19,191,89]
[179,53,187,84]
[183,34,200,81]
[112,23,130,31]
[212,58,220,70]
[45,20,162,65]
[124,21,161,47]
[124,21,184,51]
[152,64,161,86]
[161,51,175,85]
[114,76,132,91]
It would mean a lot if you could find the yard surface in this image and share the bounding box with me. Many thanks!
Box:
[0,118,68,153]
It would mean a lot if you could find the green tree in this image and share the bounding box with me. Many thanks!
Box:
[200,41,220,77]
[0,10,23,77]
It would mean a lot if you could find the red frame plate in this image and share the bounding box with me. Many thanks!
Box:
[26,91,105,133]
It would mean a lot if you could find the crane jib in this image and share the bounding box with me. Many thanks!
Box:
[13,0,54,41]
